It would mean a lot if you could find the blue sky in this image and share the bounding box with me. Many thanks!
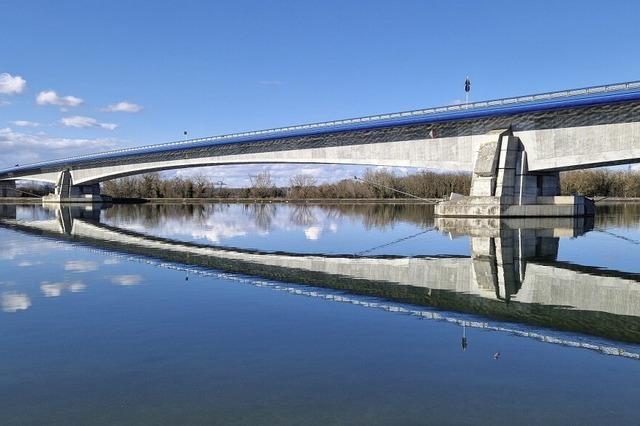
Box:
[1,0,639,185]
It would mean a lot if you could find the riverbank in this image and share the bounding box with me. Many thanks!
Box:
[2,196,640,205]
[138,197,442,204]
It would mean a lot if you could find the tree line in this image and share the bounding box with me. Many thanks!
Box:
[98,168,640,199]
[560,169,640,198]
[15,168,640,199]
[99,169,472,200]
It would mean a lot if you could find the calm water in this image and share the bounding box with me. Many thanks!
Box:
[1,202,639,425]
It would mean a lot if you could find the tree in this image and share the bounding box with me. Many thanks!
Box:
[289,173,318,198]
[249,171,275,198]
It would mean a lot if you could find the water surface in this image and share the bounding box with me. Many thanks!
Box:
[1,202,639,425]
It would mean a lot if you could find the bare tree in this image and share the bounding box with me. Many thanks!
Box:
[192,174,211,198]
[289,173,318,198]
[249,171,275,198]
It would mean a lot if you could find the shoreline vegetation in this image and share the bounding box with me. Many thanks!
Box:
[8,168,640,201]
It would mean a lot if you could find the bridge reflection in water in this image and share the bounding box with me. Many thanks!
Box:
[1,204,639,356]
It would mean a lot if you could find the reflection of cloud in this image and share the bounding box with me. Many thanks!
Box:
[65,260,99,273]
[103,204,351,246]
[190,224,247,243]
[18,260,43,267]
[111,275,143,286]
[304,226,322,240]
[0,240,60,260]
[104,258,120,265]
[68,282,87,292]
[40,281,86,297]
[2,292,31,312]
[40,283,63,297]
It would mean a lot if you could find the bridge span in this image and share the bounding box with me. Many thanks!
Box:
[1,81,640,215]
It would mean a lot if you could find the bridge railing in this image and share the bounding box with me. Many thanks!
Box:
[5,80,640,171]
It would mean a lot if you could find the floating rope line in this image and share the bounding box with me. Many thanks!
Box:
[10,187,41,198]
[355,228,435,256]
[594,228,640,246]
[353,175,435,202]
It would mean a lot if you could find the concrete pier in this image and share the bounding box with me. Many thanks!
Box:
[42,170,111,203]
[435,129,596,217]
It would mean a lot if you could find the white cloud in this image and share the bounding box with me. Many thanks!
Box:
[111,275,143,286]
[102,101,142,113]
[0,100,11,106]
[36,90,83,107]
[0,127,118,168]
[174,163,421,187]
[103,258,120,265]
[64,260,99,273]
[1,292,31,312]
[11,120,39,127]
[61,116,117,130]
[0,73,26,95]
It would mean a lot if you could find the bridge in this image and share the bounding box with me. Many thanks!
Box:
[2,80,640,216]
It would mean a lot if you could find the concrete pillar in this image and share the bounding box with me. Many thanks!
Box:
[468,223,561,302]
[0,180,18,197]
[435,129,594,217]
[43,170,110,203]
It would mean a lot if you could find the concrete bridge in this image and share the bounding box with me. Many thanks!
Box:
[1,81,640,215]
[2,204,640,345]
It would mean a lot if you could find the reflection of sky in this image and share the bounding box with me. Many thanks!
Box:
[102,204,470,256]
[558,227,640,273]
[0,229,149,314]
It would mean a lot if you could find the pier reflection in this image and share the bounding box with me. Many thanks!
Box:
[1,203,639,345]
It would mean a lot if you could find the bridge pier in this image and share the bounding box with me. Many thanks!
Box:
[436,216,592,302]
[0,180,18,197]
[435,129,595,217]
[42,170,111,203]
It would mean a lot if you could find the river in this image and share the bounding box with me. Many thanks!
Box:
[1,202,639,425]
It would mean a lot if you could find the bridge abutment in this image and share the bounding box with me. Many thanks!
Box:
[42,171,111,203]
[435,129,595,217]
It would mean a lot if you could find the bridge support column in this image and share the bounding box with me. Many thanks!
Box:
[0,180,18,197]
[42,170,111,203]
[436,217,591,302]
[435,129,595,217]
